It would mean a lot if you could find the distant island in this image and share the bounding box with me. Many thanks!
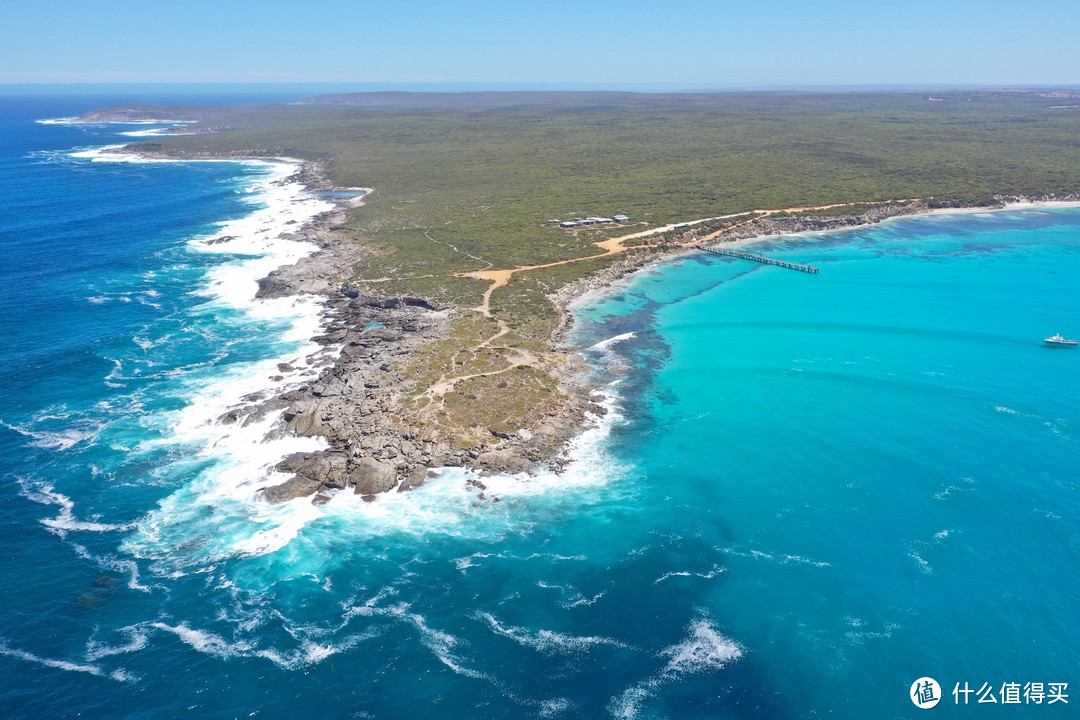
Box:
[85,90,1080,502]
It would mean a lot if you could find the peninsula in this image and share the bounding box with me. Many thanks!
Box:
[91,90,1080,502]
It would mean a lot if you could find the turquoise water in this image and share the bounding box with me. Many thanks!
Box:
[1,94,1077,719]
[572,211,1080,716]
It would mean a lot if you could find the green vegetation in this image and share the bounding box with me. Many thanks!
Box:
[132,90,1080,446]
[397,312,505,393]
[442,367,566,447]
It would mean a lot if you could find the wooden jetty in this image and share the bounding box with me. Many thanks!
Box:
[703,247,819,274]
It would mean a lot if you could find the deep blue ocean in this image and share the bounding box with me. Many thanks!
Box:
[1,93,1078,719]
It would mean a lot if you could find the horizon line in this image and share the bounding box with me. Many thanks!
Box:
[2,80,1079,94]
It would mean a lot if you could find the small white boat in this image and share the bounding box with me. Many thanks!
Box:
[1045,333,1078,346]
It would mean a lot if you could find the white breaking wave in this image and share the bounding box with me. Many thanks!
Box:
[0,639,132,683]
[660,619,742,675]
[589,331,636,351]
[479,611,628,655]
[38,117,195,126]
[389,604,488,680]
[70,542,150,592]
[149,621,343,670]
[653,564,725,584]
[63,136,631,578]
[62,147,348,567]
[608,618,743,719]
[84,629,150,661]
[719,546,831,569]
[119,127,196,138]
[1,419,98,450]
[17,481,133,535]
[291,384,631,545]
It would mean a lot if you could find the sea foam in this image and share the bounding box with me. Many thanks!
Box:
[57,144,350,567]
[479,611,627,655]
[609,618,743,719]
[0,640,131,683]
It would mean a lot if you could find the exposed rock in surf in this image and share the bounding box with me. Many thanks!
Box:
[254,209,375,299]
[179,161,602,505]
[349,457,398,494]
[398,467,429,492]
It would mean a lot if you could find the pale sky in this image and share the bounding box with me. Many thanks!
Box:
[2,0,1078,87]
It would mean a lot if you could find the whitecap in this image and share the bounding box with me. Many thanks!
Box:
[33,406,73,422]
[338,585,402,629]
[536,698,574,718]
[654,571,692,583]
[781,554,831,568]
[843,617,900,644]
[389,605,487,680]
[455,552,500,572]
[608,618,742,719]
[151,622,250,658]
[254,640,338,669]
[0,639,130,682]
[908,550,932,574]
[653,565,725,584]
[479,612,627,655]
[1,420,97,451]
[18,481,132,535]
[524,552,587,562]
[719,546,829,569]
[589,331,637,351]
[84,629,150,661]
[610,684,653,720]
[536,581,606,609]
[661,619,742,675]
[70,542,150,592]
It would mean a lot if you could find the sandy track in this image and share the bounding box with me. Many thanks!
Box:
[431,198,920,398]
[458,198,920,305]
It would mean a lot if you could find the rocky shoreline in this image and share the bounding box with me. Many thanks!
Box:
[229,163,1080,505]
[221,162,598,505]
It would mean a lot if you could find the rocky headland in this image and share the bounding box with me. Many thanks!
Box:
[210,160,1080,506]
[209,162,597,505]
[75,105,237,124]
